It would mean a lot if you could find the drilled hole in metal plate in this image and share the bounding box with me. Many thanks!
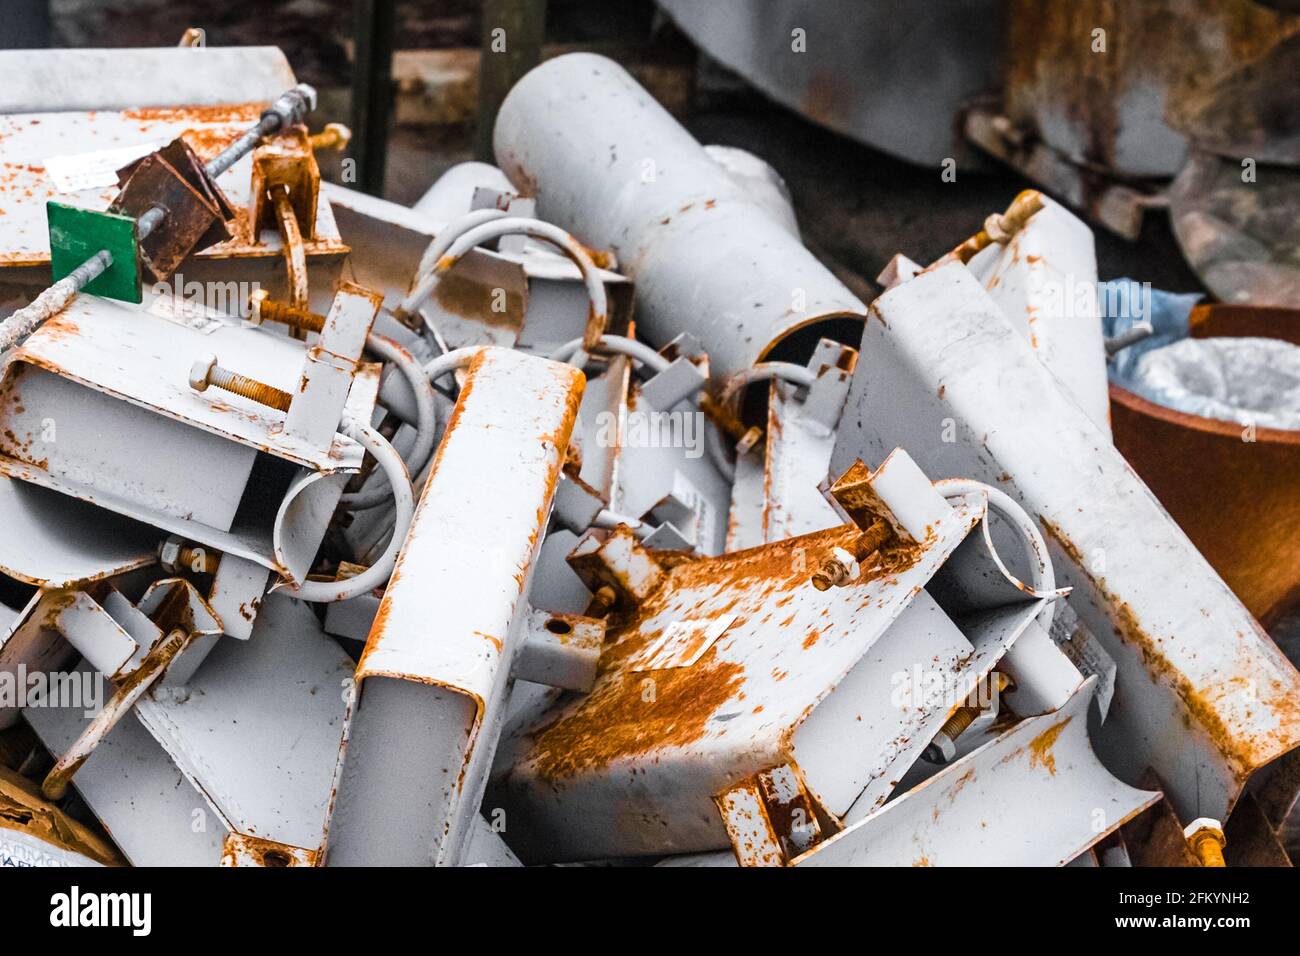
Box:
[261,849,292,868]
[545,618,573,635]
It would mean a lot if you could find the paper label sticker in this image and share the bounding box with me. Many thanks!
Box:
[630,613,737,671]
[44,141,159,194]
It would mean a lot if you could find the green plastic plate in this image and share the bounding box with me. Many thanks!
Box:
[46,201,142,304]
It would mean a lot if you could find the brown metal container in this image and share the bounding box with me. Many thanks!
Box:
[1110,305,1300,627]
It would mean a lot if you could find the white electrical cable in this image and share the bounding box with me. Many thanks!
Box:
[550,334,672,375]
[400,207,511,319]
[342,334,437,511]
[423,345,485,385]
[429,217,608,342]
[282,417,414,603]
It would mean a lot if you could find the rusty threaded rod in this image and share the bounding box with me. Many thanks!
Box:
[189,354,293,412]
[249,288,326,333]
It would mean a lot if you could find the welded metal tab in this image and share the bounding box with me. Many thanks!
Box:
[830,261,1300,821]
[325,347,584,867]
[0,292,378,583]
[0,104,346,291]
[24,593,354,865]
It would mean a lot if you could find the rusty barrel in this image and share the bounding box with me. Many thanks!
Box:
[1110,305,1300,627]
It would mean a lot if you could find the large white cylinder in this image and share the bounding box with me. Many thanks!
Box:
[493,53,867,383]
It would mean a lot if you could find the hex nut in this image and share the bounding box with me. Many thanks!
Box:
[189,354,217,392]
[158,535,184,572]
[247,288,268,326]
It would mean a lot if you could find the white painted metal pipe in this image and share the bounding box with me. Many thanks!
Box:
[493,53,868,383]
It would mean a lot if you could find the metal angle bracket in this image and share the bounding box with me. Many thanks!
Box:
[46,202,141,304]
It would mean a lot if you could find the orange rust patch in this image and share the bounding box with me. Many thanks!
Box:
[802,629,821,650]
[123,103,266,124]
[1028,716,1071,776]
[529,651,745,781]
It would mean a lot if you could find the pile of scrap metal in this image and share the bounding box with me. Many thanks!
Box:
[1,45,1298,870]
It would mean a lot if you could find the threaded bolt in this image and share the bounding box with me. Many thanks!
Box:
[587,585,618,619]
[923,673,1013,764]
[159,534,221,574]
[309,123,352,152]
[189,353,293,412]
[812,555,853,591]
[1184,818,1227,867]
[248,288,325,333]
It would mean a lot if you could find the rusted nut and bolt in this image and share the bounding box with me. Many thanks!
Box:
[587,585,618,619]
[159,534,220,575]
[1183,818,1227,867]
[309,122,352,152]
[247,289,326,334]
[811,546,860,592]
[189,353,293,412]
[924,673,1012,764]
[811,520,892,591]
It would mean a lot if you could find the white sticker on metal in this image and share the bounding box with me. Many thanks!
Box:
[629,613,737,671]
[43,141,160,194]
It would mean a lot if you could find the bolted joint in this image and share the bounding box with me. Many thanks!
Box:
[924,705,979,764]
[586,585,618,620]
[189,352,293,412]
[811,546,859,591]
[260,83,317,135]
[1183,818,1227,867]
[923,672,1013,764]
[158,534,220,574]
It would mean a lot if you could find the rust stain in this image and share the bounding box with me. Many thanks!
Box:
[1028,716,1072,776]
[1041,517,1300,773]
[529,651,745,781]
[123,102,266,124]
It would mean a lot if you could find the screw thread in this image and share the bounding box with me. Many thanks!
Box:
[1190,833,1226,868]
[177,546,220,574]
[260,298,326,333]
[208,366,293,411]
[938,705,980,742]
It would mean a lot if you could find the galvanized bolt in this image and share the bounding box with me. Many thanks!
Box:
[189,353,293,412]
[1183,817,1227,867]
[309,122,352,152]
[247,288,325,334]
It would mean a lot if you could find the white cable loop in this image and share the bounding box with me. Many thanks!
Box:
[342,334,437,510]
[282,417,414,603]
[934,477,1061,630]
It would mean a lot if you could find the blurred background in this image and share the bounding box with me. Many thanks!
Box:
[11,0,1298,307]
